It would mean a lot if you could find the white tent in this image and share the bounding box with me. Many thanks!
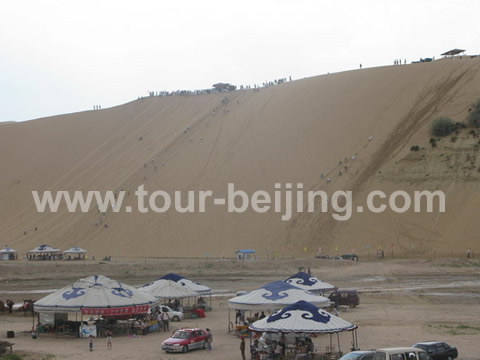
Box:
[28,244,61,253]
[34,275,158,316]
[249,300,356,333]
[139,279,198,299]
[159,273,211,294]
[228,281,330,310]
[0,247,17,261]
[64,247,87,254]
[285,272,336,293]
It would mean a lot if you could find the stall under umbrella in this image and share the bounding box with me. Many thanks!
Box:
[228,280,330,333]
[249,300,358,356]
[285,272,336,293]
[0,246,17,261]
[34,275,158,336]
[63,247,87,260]
[28,245,61,260]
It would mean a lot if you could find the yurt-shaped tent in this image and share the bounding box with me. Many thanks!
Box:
[64,247,87,260]
[249,300,359,353]
[285,272,336,293]
[0,246,17,261]
[28,244,61,260]
[34,275,158,315]
[228,281,330,310]
[249,300,356,333]
[139,279,198,299]
[159,273,211,295]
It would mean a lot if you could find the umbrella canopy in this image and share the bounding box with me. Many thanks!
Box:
[28,244,61,253]
[64,247,87,254]
[159,273,211,294]
[228,281,330,310]
[285,272,336,292]
[34,275,158,315]
[0,247,17,254]
[139,279,198,299]
[249,300,356,333]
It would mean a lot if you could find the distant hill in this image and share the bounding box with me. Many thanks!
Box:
[1,58,480,258]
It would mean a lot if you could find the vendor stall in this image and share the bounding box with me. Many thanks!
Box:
[249,300,358,359]
[63,247,87,260]
[33,275,158,337]
[0,247,17,261]
[27,245,62,261]
[228,280,330,333]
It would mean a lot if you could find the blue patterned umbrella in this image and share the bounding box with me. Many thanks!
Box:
[159,273,211,294]
[285,272,335,292]
[228,281,330,310]
[34,275,158,314]
[249,300,356,333]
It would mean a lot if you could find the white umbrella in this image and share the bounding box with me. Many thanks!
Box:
[285,272,336,292]
[64,247,87,254]
[160,273,211,294]
[34,275,158,316]
[228,281,330,310]
[28,244,61,253]
[139,279,198,299]
[249,300,356,333]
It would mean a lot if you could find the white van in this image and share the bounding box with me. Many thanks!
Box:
[373,347,431,360]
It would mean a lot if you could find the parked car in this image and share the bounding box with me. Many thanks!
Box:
[149,305,184,321]
[329,289,360,307]
[161,328,208,353]
[316,255,331,259]
[373,347,431,360]
[412,342,458,360]
[340,351,375,360]
[341,254,359,261]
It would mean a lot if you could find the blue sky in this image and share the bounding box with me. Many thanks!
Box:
[1,0,479,122]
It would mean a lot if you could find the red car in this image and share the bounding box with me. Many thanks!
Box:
[162,328,208,353]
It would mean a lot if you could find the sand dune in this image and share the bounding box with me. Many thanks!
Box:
[1,58,480,258]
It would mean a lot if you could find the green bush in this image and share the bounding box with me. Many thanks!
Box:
[1,354,23,360]
[467,99,480,127]
[430,138,437,147]
[431,116,455,136]
[410,145,420,151]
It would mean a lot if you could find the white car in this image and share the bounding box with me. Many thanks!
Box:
[373,347,431,360]
[151,305,184,322]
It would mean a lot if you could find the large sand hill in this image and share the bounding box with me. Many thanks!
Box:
[1,58,480,258]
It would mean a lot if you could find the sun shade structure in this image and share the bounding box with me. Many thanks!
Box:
[249,300,357,333]
[228,281,330,310]
[28,244,61,253]
[0,247,17,260]
[159,273,211,294]
[34,275,158,315]
[441,49,466,56]
[139,279,199,299]
[64,247,87,254]
[285,272,336,293]
[235,249,256,260]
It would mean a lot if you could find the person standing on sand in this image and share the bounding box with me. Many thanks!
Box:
[240,337,246,360]
[106,328,112,350]
[206,328,213,350]
[89,335,94,351]
[161,310,170,332]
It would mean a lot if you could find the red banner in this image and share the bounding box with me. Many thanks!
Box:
[81,305,149,315]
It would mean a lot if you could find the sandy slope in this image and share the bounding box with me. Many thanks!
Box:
[1,58,480,258]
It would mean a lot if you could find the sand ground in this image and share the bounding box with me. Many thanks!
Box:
[1,257,479,359]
